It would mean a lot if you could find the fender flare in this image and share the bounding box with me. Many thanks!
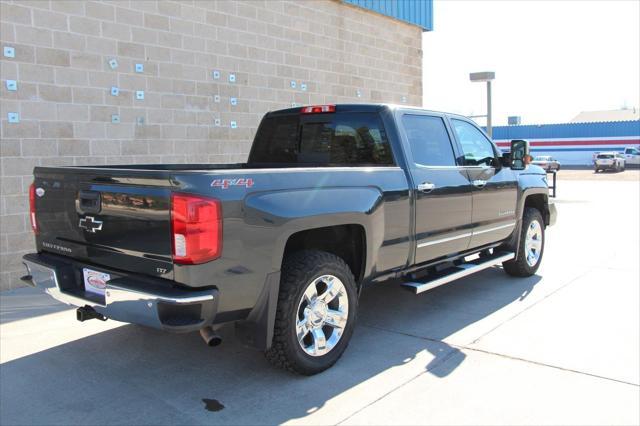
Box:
[244,186,384,275]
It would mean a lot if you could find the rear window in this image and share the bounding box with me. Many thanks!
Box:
[597,154,614,159]
[248,112,394,166]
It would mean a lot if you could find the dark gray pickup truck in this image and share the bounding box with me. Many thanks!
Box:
[22,104,556,375]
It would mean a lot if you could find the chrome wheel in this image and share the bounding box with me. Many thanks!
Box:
[296,275,349,357]
[524,219,543,267]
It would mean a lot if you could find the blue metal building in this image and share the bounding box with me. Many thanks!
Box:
[491,121,640,165]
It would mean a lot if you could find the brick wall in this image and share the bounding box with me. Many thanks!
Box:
[0,0,423,290]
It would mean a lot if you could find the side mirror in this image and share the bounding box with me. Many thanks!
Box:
[500,152,511,167]
[510,139,530,170]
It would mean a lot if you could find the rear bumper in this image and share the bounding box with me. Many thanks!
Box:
[595,162,618,169]
[22,253,218,332]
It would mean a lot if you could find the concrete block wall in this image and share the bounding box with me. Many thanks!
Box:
[0,0,423,290]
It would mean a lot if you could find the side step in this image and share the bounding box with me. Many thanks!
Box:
[402,252,515,295]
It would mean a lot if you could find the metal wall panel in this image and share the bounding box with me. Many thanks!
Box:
[344,0,433,31]
[492,120,640,140]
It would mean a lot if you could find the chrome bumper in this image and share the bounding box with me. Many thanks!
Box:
[23,253,218,332]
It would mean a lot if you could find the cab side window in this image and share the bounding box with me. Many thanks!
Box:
[451,119,496,166]
[402,115,456,166]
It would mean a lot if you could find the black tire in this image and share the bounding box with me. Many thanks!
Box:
[556,165,561,171]
[265,250,358,375]
[503,207,545,277]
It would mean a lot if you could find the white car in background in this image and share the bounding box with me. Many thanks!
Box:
[623,147,640,166]
[531,155,561,171]
[594,152,626,172]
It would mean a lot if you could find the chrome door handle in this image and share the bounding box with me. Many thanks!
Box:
[472,179,487,188]
[418,182,436,193]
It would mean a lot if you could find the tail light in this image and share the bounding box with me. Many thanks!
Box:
[171,193,222,264]
[301,105,335,114]
[29,183,38,234]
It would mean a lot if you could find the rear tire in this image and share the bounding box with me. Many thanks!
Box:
[265,250,358,375]
[503,207,545,277]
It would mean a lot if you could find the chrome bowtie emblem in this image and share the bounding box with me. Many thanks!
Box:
[79,216,103,233]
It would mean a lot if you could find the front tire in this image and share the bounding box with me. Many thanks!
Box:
[265,250,358,375]
[503,207,545,277]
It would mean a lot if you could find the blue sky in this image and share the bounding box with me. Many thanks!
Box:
[422,0,640,125]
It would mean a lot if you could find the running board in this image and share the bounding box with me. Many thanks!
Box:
[402,252,515,295]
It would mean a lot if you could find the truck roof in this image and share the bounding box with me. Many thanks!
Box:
[266,103,467,120]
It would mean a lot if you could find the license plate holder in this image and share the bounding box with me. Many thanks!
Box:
[82,268,110,297]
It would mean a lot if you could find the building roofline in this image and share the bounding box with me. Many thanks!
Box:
[494,119,640,128]
[342,0,433,31]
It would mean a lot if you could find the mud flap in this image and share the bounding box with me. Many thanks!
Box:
[235,271,281,350]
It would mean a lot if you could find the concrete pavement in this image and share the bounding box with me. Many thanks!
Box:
[1,171,638,425]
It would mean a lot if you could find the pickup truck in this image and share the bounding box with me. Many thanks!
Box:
[22,104,556,375]
[623,146,640,166]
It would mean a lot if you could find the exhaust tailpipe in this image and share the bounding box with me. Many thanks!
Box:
[20,274,35,287]
[199,326,222,347]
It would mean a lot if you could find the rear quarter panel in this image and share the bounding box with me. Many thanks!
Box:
[171,166,411,319]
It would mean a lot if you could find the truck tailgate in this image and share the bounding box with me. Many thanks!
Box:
[33,168,174,280]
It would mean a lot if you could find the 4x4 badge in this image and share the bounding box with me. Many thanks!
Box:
[79,216,103,233]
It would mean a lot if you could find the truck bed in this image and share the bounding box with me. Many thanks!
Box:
[31,163,409,285]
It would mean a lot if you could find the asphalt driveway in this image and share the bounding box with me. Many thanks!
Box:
[1,171,638,425]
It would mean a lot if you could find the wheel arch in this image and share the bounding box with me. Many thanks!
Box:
[282,224,367,285]
[515,173,551,227]
[523,192,550,226]
[501,186,550,255]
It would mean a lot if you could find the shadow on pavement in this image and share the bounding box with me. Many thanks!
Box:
[358,268,540,379]
[0,286,72,324]
[0,267,539,425]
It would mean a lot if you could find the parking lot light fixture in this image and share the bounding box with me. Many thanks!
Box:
[470,71,496,138]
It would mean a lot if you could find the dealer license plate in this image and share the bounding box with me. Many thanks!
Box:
[82,268,110,297]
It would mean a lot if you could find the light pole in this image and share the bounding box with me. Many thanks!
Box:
[469,71,495,138]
